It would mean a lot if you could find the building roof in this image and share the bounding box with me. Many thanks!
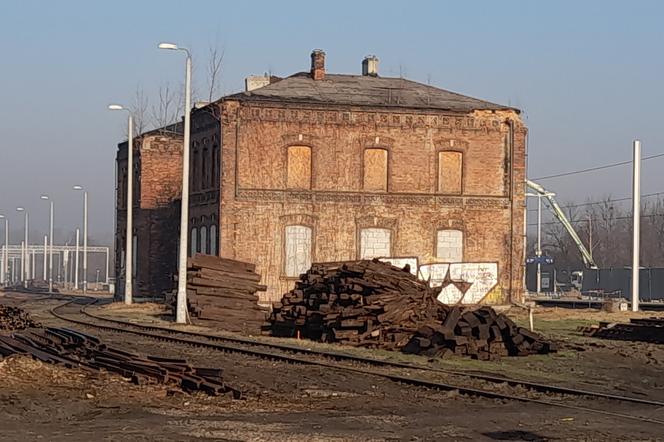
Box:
[225,72,518,113]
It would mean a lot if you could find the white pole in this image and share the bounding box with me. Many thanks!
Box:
[42,235,47,281]
[23,212,28,288]
[175,50,192,324]
[2,218,7,285]
[20,240,25,286]
[48,201,53,293]
[63,249,68,289]
[124,115,134,305]
[104,247,109,285]
[631,140,641,312]
[75,228,80,290]
[83,191,88,294]
[31,249,35,281]
[536,195,542,294]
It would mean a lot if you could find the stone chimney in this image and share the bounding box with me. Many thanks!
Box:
[362,55,379,77]
[245,75,271,92]
[310,49,326,80]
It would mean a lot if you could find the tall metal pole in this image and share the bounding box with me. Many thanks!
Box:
[631,140,641,312]
[175,50,192,324]
[42,235,47,281]
[20,240,25,286]
[536,195,542,294]
[124,115,134,304]
[75,228,80,290]
[48,200,53,293]
[23,211,28,288]
[31,249,35,281]
[104,247,109,285]
[83,191,88,294]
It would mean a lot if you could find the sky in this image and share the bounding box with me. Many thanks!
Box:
[1,0,663,245]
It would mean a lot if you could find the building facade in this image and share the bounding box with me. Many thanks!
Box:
[187,50,527,305]
[115,124,183,298]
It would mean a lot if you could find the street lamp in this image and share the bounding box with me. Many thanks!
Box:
[40,195,54,293]
[0,215,7,286]
[16,207,28,288]
[73,185,88,295]
[108,104,133,304]
[159,41,191,324]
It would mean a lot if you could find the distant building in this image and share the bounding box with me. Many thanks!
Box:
[115,123,183,298]
[183,50,527,305]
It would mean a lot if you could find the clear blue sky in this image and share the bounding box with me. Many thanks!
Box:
[1,0,663,244]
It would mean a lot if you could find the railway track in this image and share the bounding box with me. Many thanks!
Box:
[42,296,664,425]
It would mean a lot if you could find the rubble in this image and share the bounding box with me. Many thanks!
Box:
[266,259,556,359]
[0,305,41,331]
[167,254,267,333]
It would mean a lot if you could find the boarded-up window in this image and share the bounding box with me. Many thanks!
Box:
[363,148,388,191]
[436,229,463,262]
[287,146,312,189]
[189,227,198,257]
[438,151,463,194]
[209,225,217,256]
[200,226,208,255]
[285,225,312,277]
[360,228,391,259]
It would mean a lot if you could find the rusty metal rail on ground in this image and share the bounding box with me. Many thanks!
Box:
[42,297,664,425]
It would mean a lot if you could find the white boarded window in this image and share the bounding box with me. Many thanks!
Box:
[285,225,312,277]
[190,227,198,257]
[360,228,391,259]
[436,229,463,262]
[209,225,217,256]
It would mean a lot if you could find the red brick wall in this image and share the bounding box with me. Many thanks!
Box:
[216,101,526,305]
[115,132,183,298]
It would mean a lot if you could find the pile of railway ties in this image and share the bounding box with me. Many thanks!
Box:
[266,259,558,360]
[0,306,240,398]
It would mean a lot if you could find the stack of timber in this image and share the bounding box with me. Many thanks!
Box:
[580,317,664,344]
[267,259,556,359]
[0,305,40,331]
[0,327,241,397]
[168,254,267,333]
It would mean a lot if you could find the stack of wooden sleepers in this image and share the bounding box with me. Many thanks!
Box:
[266,259,557,360]
[0,305,40,331]
[580,317,664,344]
[168,254,267,333]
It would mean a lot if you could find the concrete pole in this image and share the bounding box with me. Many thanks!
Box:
[175,49,192,324]
[48,200,53,293]
[124,115,133,304]
[63,250,68,289]
[631,140,641,312]
[0,245,3,286]
[104,247,109,284]
[75,228,80,290]
[2,218,6,285]
[23,211,28,288]
[20,240,25,286]
[83,191,88,294]
[31,249,35,281]
[43,235,47,281]
[536,195,542,294]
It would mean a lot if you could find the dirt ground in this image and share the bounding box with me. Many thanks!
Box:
[2,292,664,441]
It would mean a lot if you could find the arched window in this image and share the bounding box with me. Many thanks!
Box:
[437,151,463,194]
[200,226,208,255]
[287,146,312,189]
[436,229,463,262]
[132,235,137,277]
[209,225,217,256]
[284,225,312,277]
[202,147,210,189]
[190,227,198,257]
[363,148,388,192]
[360,228,391,259]
[212,144,220,187]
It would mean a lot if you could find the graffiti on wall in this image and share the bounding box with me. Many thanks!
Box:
[379,257,499,305]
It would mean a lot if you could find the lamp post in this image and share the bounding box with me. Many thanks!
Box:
[108,104,133,304]
[73,186,88,294]
[0,215,7,286]
[159,41,191,324]
[40,195,54,293]
[74,228,80,290]
[16,208,28,288]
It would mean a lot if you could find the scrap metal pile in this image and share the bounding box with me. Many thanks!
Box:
[0,327,241,397]
[167,254,267,333]
[581,317,664,344]
[267,259,557,359]
[0,305,40,330]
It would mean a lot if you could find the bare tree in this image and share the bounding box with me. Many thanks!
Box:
[132,86,150,135]
[151,83,180,129]
[206,44,225,102]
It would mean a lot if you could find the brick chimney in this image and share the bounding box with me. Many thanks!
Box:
[362,55,379,77]
[310,49,326,81]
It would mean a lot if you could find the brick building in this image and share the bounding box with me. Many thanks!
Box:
[185,50,527,306]
[115,123,183,298]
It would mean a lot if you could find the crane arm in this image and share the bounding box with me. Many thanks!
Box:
[526,179,598,269]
